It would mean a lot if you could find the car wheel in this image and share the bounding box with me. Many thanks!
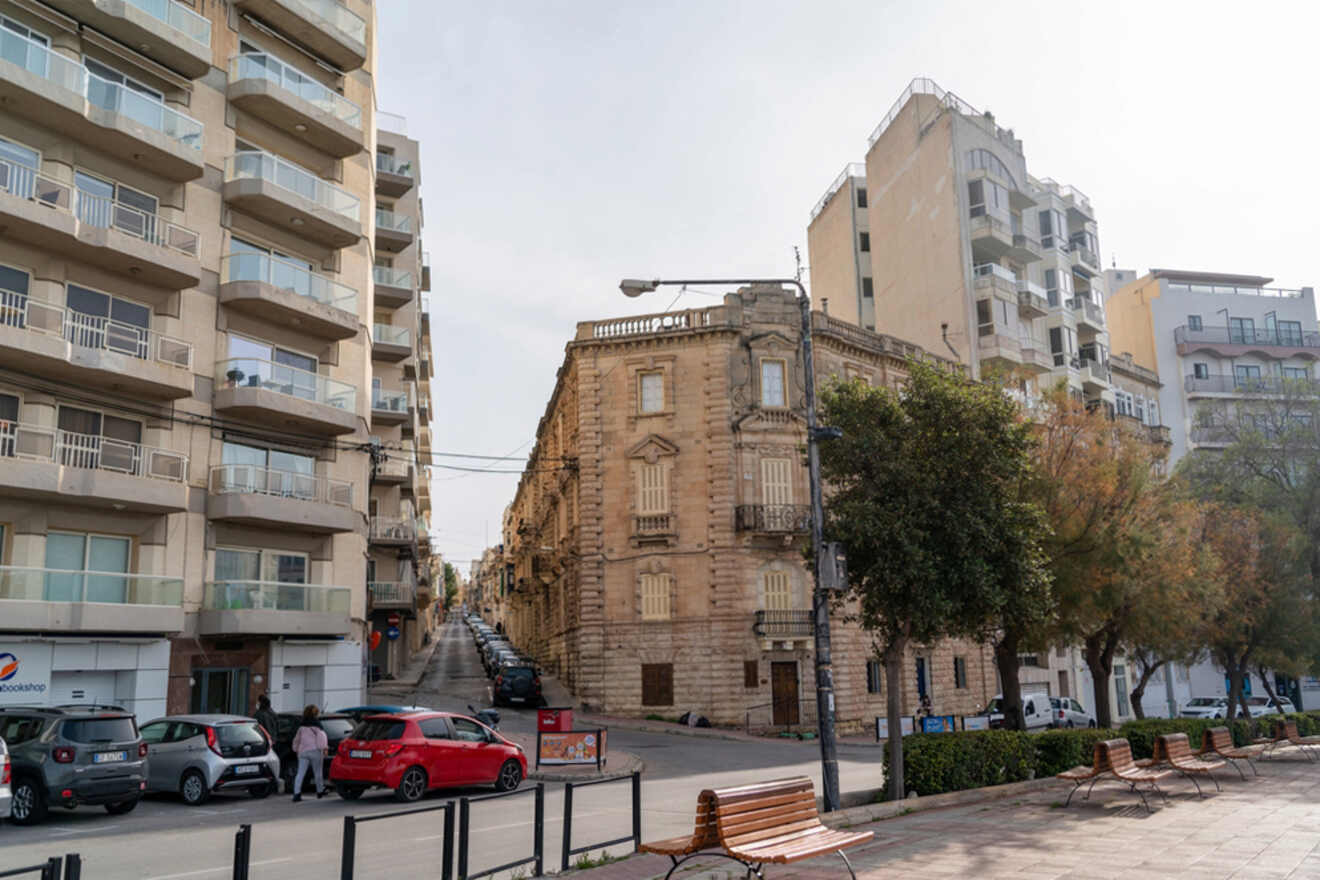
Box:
[335,783,365,801]
[495,759,523,793]
[9,777,48,825]
[105,798,139,815]
[394,766,428,803]
[180,769,211,806]
[248,782,274,799]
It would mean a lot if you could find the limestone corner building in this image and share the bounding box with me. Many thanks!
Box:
[0,0,435,717]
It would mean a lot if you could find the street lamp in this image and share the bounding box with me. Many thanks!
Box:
[619,276,841,812]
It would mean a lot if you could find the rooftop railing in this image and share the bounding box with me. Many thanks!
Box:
[1032,177,1093,215]
[0,565,183,606]
[375,208,412,233]
[216,357,356,410]
[0,421,187,481]
[866,77,1020,153]
[808,161,867,222]
[1166,281,1305,298]
[209,463,352,506]
[377,110,407,134]
[229,53,362,128]
[587,308,715,340]
[221,253,357,312]
[288,0,366,46]
[203,579,350,613]
[372,323,411,347]
[373,265,414,289]
[126,0,211,47]
[375,152,414,177]
[225,150,360,220]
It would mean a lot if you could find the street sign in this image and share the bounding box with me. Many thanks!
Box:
[386,626,400,641]
[387,612,402,627]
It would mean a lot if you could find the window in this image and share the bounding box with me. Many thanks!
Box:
[1283,366,1310,381]
[966,149,1016,186]
[214,546,308,611]
[1277,320,1303,346]
[967,177,1009,221]
[0,136,39,199]
[65,284,151,358]
[641,663,673,706]
[638,371,664,414]
[861,277,873,298]
[640,573,670,620]
[1229,317,1255,345]
[866,660,882,695]
[451,718,487,742]
[0,16,50,80]
[56,405,142,473]
[74,170,156,238]
[1038,209,1068,249]
[1193,362,1210,380]
[1148,401,1159,427]
[855,187,867,209]
[858,232,870,252]
[637,463,668,515]
[1043,268,1072,307]
[744,661,758,689]
[83,58,175,135]
[221,441,315,497]
[761,458,793,505]
[1234,364,1262,388]
[417,718,450,739]
[43,531,131,603]
[230,236,316,298]
[760,359,786,407]
[1187,315,1203,332]
[1115,390,1134,418]
[762,569,791,611]
[954,657,968,689]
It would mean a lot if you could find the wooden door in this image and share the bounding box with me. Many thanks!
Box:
[771,662,799,726]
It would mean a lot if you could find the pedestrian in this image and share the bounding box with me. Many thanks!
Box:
[290,704,328,802]
[253,694,279,742]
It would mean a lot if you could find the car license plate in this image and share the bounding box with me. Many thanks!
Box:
[350,749,373,759]
[235,764,260,775]
[510,696,525,703]
[93,751,127,764]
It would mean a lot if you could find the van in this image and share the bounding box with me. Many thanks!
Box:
[984,693,1055,730]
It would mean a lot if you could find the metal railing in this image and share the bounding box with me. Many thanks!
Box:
[375,208,412,234]
[288,0,366,45]
[560,773,641,872]
[215,357,356,410]
[368,581,415,606]
[0,565,183,605]
[0,157,200,256]
[127,0,211,46]
[1068,297,1105,325]
[1078,357,1111,382]
[221,253,357,311]
[808,161,867,221]
[209,464,353,506]
[85,68,203,150]
[867,77,1020,152]
[372,323,411,347]
[736,504,811,533]
[0,854,80,879]
[458,785,544,880]
[202,580,350,613]
[369,516,416,542]
[1175,325,1320,348]
[1069,241,1099,270]
[372,265,413,289]
[372,389,409,412]
[973,262,1016,284]
[341,802,453,880]
[225,150,360,220]
[229,53,361,128]
[1032,177,1093,216]
[1166,281,1305,298]
[744,696,818,735]
[3,294,195,369]
[1184,374,1319,394]
[375,153,413,177]
[0,420,187,480]
[753,609,813,638]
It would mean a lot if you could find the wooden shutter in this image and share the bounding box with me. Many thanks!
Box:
[641,663,673,706]
[761,458,792,505]
[640,573,670,620]
[744,660,759,689]
[763,570,791,611]
[638,463,668,514]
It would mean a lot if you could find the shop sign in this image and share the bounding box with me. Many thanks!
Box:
[0,642,53,705]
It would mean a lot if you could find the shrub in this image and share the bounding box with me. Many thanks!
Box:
[1118,718,1221,758]
[886,731,1034,797]
[1034,728,1114,777]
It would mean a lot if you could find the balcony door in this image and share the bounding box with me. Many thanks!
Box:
[230,236,314,299]
[0,392,16,457]
[44,532,131,603]
[74,170,157,242]
[215,547,307,611]
[221,441,315,499]
[227,335,318,402]
[1229,317,1255,345]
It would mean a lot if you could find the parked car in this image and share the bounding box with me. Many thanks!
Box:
[1180,697,1229,719]
[493,665,544,708]
[0,735,11,821]
[0,706,147,825]
[139,715,280,805]
[272,713,356,793]
[333,705,431,725]
[1247,695,1296,717]
[1048,697,1096,728]
[330,711,526,802]
[983,694,1055,730]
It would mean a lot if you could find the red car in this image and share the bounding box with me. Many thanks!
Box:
[329,711,526,802]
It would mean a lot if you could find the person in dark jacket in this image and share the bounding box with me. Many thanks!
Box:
[254,695,279,741]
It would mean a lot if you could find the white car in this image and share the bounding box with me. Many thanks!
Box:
[1180,696,1229,719]
[1247,696,1295,717]
[1049,697,1096,728]
[0,735,10,821]
[984,694,1055,730]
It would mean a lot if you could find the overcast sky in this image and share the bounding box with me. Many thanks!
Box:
[377,1,1319,573]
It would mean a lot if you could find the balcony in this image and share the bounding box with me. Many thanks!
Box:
[1069,297,1106,333]
[376,153,414,197]
[735,504,811,534]
[0,422,187,513]
[0,292,193,399]
[227,54,364,158]
[1174,325,1320,360]
[976,329,1022,368]
[375,208,413,252]
[1018,338,1053,374]
[371,389,410,426]
[968,213,1013,260]
[972,262,1016,300]
[214,357,357,435]
[0,160,200,289]
[1184,374,1320,397]
[372,266,414,309]
[1190,425,1234,448]
[223,151,362,248]
[40,0,211,78]
[1009,230,1042,264]
[1147,425,1172,445]
[368,581,415,610]
[0,35,203,181]
[421,252,431,292]
[1079,358,1110,393]
[632,513,675,542]
[232,0,367,72]
[1016,280,1049,318]
[371,323,411,362]
[1069,239,1100,275]
[219,254,358,341]
[198,580,351,636]
[207,464,355,534]
[374,455,410,485]
[753,609,813,639]
[370,516,416,547]
[1,566,184,633]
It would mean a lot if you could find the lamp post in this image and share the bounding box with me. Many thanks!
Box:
[619,277,841,812]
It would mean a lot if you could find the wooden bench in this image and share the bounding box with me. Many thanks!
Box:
[1195,726,1264,779]
[1057,739,1172,813]
[638,791,721,879]
[1264,720,1320,761]
[1149,733,1225,796]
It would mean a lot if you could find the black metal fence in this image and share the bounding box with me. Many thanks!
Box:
[560,772,642,872]
[457,784,544,880]
[0,855,80,880]
[340,800,455,880]
[232,825,252,880]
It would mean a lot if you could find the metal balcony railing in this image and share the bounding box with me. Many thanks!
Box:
[735,504,811,533]
[373,266,414,289]
[0,423,188,480]
[229,54,361,128]
[368,581,415,607]
[0,565,183,605]
[0,288,193,369]
[287,0,366,45]
[375,208,412,234]
[216,357,356,410]
[208,464,352,506]
[225,150,360,220]
[1175,325,1320,349]
[375,153,414,177]
[221,253,356,311]
[753,609,814,638]
[127,0,211,46]
[370,516,416,542]
[1184,374,1319,394]
[372,323,411,347]
[203,580,350,613]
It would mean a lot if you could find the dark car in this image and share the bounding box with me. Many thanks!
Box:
[0,706,147,825]
[272,713,356,793]
[493,665,543,708]
[333,705,431,725]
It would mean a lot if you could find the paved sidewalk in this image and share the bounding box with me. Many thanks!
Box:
[370,637,441,695]
[566,753,1320,879]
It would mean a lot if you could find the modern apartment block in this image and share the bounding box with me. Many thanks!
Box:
[807,78,1114,411]
[499,286,998,730]
[1106,269,1318,466]
[0,0,433,718]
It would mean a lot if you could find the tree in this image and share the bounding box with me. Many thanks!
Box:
[818,362,1051,800]
[443,562,460,609]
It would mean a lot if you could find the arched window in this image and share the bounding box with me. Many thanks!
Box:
[966,149,1016,187]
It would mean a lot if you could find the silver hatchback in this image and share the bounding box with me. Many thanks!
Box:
[139,715,280,805]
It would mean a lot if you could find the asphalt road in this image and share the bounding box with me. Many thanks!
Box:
[0,620,884,879]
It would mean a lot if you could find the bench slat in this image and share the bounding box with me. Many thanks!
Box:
[705,776,873,868]
[723,817,824,848]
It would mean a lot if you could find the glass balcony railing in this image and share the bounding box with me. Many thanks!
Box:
[372,323,410,347]
[375,208,412,234]
[215,357,357,411]
[229,54,362,128]
[0,28,92,95]
[126,0,211,47]
[225,150,360,221]
[375,153,414,177]
[208,463,352,506]
[203,579,350,613]
[372,389,408,412]
[0,565,183,605]
[221,253,357,312]
[973,262,1016,284]
[289,0,366,46]
[373,266,414,289]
